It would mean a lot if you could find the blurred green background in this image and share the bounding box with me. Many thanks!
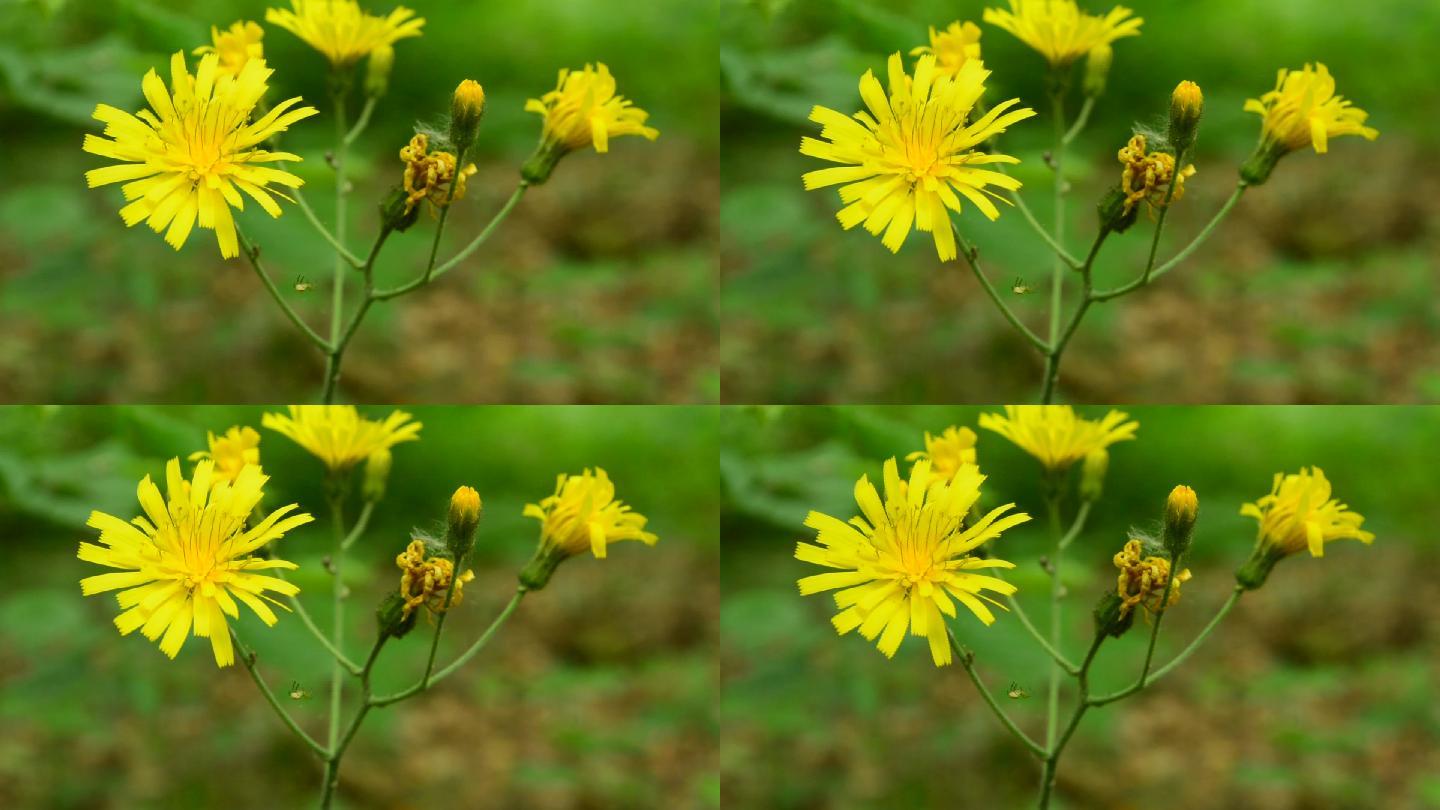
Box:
[0,0,718,403]
[721,405,1440,808]
[0,405,719,809]
[721,0,1440,404]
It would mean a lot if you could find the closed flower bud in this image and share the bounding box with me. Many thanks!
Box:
[366,45,393,98]
[446,485,482,561]
[1162,485,1198,559]
[1097,186,1139,233]
[1080,448,1108,502]
[376,591,418,639]
[449,79,486,155]
[363,448,392,503]
[1168,80,1203,155]
[1083,44,1112,97]
[378,186,421,233]
[1093,591,1135,638]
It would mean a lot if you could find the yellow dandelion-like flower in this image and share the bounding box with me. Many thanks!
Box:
[1117,134,1195,216]
[526,63,659,155]
[1244,63,1377,156]
[82,52,318,259]
[1112,538,1190,619]
[399,133,477,216]
[265,0,424,67]
[796,458,1030,666]
[979,405,1137,473]
[523,468,657,560]
[1241,467,1373,559]
[905,426,979,481]
[78,459,313,667]
[188,426,262,483]
[909,21,983,78]
[983,0,1142,67]
[395,539,474,619]
[193,20,265,78]
[801,54,1035,262]
[262,406,421,472]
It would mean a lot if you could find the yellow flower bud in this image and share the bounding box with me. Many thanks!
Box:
[449,79,486,154]
[1168,80,1203,154]
[366,44,394,97]
[446,485,482,560]
[1079,448,1108,502]
[363,447,392,502]
[1163,484,1198,558]
[1083,43,1112,97]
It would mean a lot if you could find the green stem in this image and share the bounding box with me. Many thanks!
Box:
[949,628,1046,758]
[1037,634,1105,809]
[1040,229,1110,403]
[321,89,350,404]
[1090,184,1247,301]
[1061,96,1095,146]
[277,568,360,675]
[1089,586,1243,706]
[318,635,387,810]
[1057,500,1091,551]
[232,628,328,758]
[955,226,1049,354]
[1047,90,1067,351]
[370,587,526,707]
[293,189,363,269]
[1043,495,1064,752]
[325,494,346,759]
[1004,587,1077,675]
[321,228,392,404]
[339,500,375,552]
[419,144,470,289]
[1008,190,1081,269]
[372,183,529,301]
[236,228,331,352]
[342,96,377,148]
[1138,146,1187,286]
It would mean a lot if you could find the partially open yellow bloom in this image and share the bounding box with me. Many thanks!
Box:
[399,134,477,216]
[188,426,262,483]
[979,405,1137,472]
[797,458,1030,667]
[78,459,313,667]
[193,20,264,77]
[1113,538,1190,619]
[526,63,659,155]
[983,0,1142,67]
[265,0,424,67]
[801,54,1035,262]
[1241,467,1373,558]
[524,468,657,560]
[262,406,421,472]
[1244,63,1377,155]
[906,426,979,481]
[395,539,474,619]
[82,52,318,259]
[1117,134,1195,215]
[909,21,983,78]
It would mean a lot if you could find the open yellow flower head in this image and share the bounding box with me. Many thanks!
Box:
[1241,467,1373,558]
[524,468,657,560]
[78,459,313,667]
[796,457,1031,667]
[82,52,318,259]
[400,134,477,216]
[188,426,261,483]
[1244,63,1378,155]
[979,405,1137,472]
[1113,537,1190,619]
[909,21,982,78]
[1117,134,1195,216]
[396,539,474,619]
[262,406,421,472]
[905,426,979,481]
[526,63,659,155]
[801,54,1035,262]
[193,20,264,78]
[265,0,424,67]
[983,0,1142,67]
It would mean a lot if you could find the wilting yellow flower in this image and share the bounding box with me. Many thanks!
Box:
[906,426,979,481]
[399,134,477,216]
[82,52,318,259]
[265,0,424,67]
[979,405,1137,472]
[194,20,264,77]
[909,21,982,78]
[801,54,1035,262]
[1244,63,1377,155]
[983,0,1142,67]
[1241,467,1373,558]
[524,468,657,560]
[1117,134,1195,215]
[1113,538,1190,619]
[78,459,313,667]
[526,63,659,155]
[262,406,421,472]
[395,539,474,619]
[797,458,1030,666]
[188,426,261,483]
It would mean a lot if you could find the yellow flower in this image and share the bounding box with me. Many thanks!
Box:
[526,63,658,155]
[523,468,657,560]
[193,20,265,77]
[395,539,474,619]
[979,405,1137,472]
[78,459,313,667]
[983,0,1142,67]
[1117,134,1195,216]
[82,52,318,259]
[1241,467,1373,558]
[796,458,1030,666]
[188,426,262,483]
[399,134,477,216]
[1244,63,1378,155]
[801,54,1035,262]
[265,0,424,67]
[906,426,979,481]
[262,406,421,472]
[1112,538,1190,619]
[909,21,982,78]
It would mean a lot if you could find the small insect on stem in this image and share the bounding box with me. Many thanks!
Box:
[1007,681,1031,700]
[1012,276,1034,295]
[294,275,314,293]
[289,681,312,701]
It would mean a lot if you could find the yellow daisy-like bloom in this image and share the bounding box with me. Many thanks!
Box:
[1117,134,1195,216]
[523,468,658,560]
[395,539,474,619]
[1241,467,1373,558]
[265,0,424,67]
[983,0,1142,67]
[909,21,982,78]
[193,20,264,78]
[979,405,1137,472]
[800,54,1035,262]
[188,426,262,483]
[796,458,1031,667]
[399,134,477,216]
[82,52,318,259]
[526,63,659,155]
[78,459,313,668]
[1113,538,1190,619]
[262,406,421,472]
[905,426,979,481]
[1244,63,1378,155]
